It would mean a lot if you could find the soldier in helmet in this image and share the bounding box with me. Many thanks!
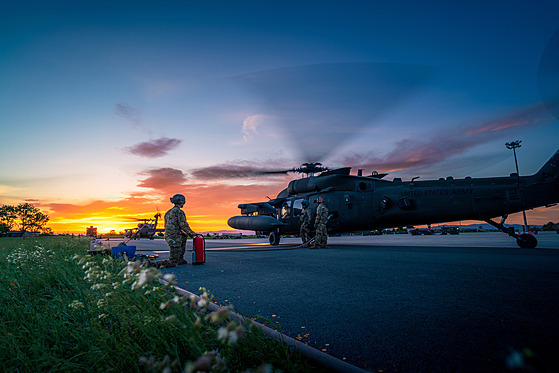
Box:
[299,199,313,247]
[312,196,329,249]
[157,194,198,268]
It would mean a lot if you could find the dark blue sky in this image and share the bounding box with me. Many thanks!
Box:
[1,0,558,230]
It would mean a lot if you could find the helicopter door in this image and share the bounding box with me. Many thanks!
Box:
[280,200,302,233]
[292,199,304,217]
[281,202,291,220]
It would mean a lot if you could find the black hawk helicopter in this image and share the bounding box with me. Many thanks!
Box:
[225,58,559,249]
[124,213,165,240]
[228,154,559,248]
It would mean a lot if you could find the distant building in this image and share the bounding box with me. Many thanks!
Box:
[3,231,23,237]
[86,226,97,237]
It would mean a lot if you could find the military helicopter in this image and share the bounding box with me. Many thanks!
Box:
[228,152,559,248]
[223,58,559,249]
[124,213,165,240]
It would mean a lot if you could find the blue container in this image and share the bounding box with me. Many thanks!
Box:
[111,245,136,259]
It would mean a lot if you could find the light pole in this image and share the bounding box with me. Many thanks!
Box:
[505,140,529,232]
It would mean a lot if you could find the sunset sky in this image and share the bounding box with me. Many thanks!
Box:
[1,0,559,234]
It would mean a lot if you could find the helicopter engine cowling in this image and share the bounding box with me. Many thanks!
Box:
[227,215,287,232]
[287,177,318,194]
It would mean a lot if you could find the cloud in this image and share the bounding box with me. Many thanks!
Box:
[115,103,142,126]
[343,102,554,172]
[0,184,20,195]
[125,137,182,158]
[190,159,291,181]
[242,114,264,142]
[137,168,188,190]
[191,164,267,180]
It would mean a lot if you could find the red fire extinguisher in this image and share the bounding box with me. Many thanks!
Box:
[192,235,206,265]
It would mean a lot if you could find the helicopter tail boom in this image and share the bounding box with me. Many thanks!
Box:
[535,148,559,181]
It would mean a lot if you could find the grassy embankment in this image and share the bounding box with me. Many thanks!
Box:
[0,237,329,372]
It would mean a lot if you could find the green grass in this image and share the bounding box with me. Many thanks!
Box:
[0,237,330,372]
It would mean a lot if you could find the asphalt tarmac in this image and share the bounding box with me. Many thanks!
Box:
[114,232,559,372]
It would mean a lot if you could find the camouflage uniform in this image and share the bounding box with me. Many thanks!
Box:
[299,206,313,246]
[313,202,329,248]
[159,205,196,267]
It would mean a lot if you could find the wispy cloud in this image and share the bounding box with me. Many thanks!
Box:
[343,103,554,172]
[125,138,182,158]
[242,114,264,143]
[190,159,291,181]
[114,103,142,127]
[137,168,188,190]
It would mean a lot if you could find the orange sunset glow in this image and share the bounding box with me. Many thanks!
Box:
[32,179,290,234]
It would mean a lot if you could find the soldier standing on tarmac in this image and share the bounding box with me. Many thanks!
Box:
[157,194,197,268]
[312,196,329,249]
[299,199,313,247]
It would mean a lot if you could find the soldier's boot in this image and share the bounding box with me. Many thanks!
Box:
[178,258,188,265]
[155,259,177,268]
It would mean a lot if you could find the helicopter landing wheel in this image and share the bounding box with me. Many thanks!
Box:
[516,233,537,249]
[269,231,280,246]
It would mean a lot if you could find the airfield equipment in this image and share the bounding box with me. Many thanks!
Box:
[124,213,165,240]
[192,235,206,265]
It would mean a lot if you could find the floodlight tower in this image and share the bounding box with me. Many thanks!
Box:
[505,140,529,232]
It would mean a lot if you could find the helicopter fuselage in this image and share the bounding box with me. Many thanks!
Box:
[228,149,559,248]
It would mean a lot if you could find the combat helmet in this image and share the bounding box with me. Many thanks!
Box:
[301,199,309,207]
[170,194,186,204]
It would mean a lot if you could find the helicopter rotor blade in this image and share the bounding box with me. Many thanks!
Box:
[190,162,335,180]
[190,164,292,180]
[231,62,437,164]
[256,169,294,175]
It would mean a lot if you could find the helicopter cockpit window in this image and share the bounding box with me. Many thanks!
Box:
[281,202,291,219]
[293,199,304,217]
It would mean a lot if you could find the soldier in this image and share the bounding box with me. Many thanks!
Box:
[157,194,197,268]
[312,196,329,249]
[299,199,313,247]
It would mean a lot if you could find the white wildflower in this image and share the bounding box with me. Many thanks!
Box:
[69,300,85,309]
